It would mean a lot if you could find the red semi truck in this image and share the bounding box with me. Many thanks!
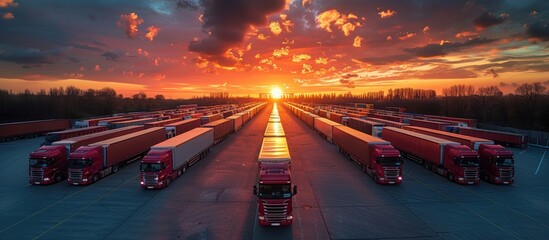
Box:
[201,119,233,143]
[43,126,107,145]
[333,125,402,184]
[67,127,166,185]
[165,118,201,137]
[457,127,528,148]
[403,126,515,184]
[29,126,143,185]
[382,127,480,184]
[140,128,214,189]
[254,137,297,226]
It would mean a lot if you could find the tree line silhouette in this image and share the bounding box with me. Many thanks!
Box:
[1,82,547,131]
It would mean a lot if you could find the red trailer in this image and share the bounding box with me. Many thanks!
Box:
[165,118,201,136]
[75,116,125,128]
[346,117,384,138]
[367,117,409,129]
[424,115,477,127]
[202,119,233,142]
[144,118,182,129]
[43,126,107,145]
[0,119,71,142]
[458,127,528,148]
[382,127,480,184]
[409,119,454,131]
[328,112,345,124]
[200,114,223,125]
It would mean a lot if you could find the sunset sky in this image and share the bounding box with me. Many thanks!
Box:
[1,0,548,98]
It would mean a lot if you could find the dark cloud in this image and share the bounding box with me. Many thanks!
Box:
[188,0,285,66]
[101,51,120,61]
[339,79,356,88]
[0,45,68,64]
[404,38,496,57]
[511,82,519,87]
[525,20,549,41]
[357,55,414,65]
[72,44,103,52]
[473,11,509,29]
[342,73,358,79]
[177,0,199,10]
[499,82,508,87]
[488,68,498,78]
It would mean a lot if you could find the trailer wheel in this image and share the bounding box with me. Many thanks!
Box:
[447,173,454,182]
[54,173,64,183]
[423,162,430,170]
[112,164,119,173]
[92,174,100,183]
[182,164,187,173]
[177,168,182,176]
[484,173,490,182]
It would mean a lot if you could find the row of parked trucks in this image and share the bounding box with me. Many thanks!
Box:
[28,102,267,185]
[286,102,515,185]
[253,103,297,227]
[284,102,404,184]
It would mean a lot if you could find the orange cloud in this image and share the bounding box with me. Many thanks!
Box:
[378,9,396,19]
[353,36,363,47]
[269,21,282,35]
[94,65,100,72]
[0,0,18,8]
[137,48,150,57]
[153,73,166,81]
[315,57,328,64]
[154,57,161,66]
[316,9,341,32]
[273,47,290,58]
[455,31,479,39]
[117,12,144,39]
[342,22,356,36]
[2,12,13,20]
[302,0,313,7]
[281,19,294,33]
[292,54,311,63]
[257,34,268,40]
[302,64,313,74]
[423,26,430,34]
[145,25,161,41]
[386,36,393,41]
[398,32,416,40]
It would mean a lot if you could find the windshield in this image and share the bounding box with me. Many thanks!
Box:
[258,184,291,199]
[377,157,403,166]
[140,163,163,172]
[495,158,514,167]
[458,158,479,167]
[68,158,92,169]
[29,158,52,167]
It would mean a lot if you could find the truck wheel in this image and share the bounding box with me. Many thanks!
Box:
[447,173,454,182]
[92,174,100,183]
[166,178,171,187]
[182,164,187,173]
[112,164,119,173]
[484,174,490,182]
[54,173,64,183]
[423,162,430,170]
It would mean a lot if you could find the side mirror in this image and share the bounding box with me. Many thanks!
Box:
[293,186,298,196]
[253,185,257,195]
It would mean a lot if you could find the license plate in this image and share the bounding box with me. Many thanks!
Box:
[34,182,41,184]
[503,182,509,184]
[389,182,395,184]
[73,183,79,185]
[147,186,153,189]
[271,223,280,226]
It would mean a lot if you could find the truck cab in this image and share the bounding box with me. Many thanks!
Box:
[369,145,403,184]
[140,149,174,189]
[67,146,103,185]
[28,145,67,184]
[253,162,297,227]
[478,144,514,184]
[443,145,480,184]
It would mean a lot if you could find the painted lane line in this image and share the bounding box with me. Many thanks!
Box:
[534,150,546,176]
[519,149,527,155]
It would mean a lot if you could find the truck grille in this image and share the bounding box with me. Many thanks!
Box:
[69,170,82,182]
[384,168,400,181]
[143,174,158,185]
[30,169,44,182]
[464,169,478,181]
[499,169,513,181]
[263,200,288,223]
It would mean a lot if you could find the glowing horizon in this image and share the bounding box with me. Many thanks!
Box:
[1,1,548,98]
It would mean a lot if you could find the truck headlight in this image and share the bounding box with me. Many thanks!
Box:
[43,178,50,181]
[287,216,293,220]
[458,177,464,181]
[154,177,159,181]
[258,216,265,220]
[82,179,88,182]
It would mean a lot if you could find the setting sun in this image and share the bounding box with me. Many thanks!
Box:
[271,87,283,99]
